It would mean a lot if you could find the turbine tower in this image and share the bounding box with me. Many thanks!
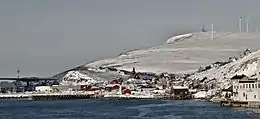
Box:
[211,24,214,40]
[245,16,250,33]
[239,17,242,32]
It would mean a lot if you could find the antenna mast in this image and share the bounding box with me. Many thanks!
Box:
[17,68,20,79]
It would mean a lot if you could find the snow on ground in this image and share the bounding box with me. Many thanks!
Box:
[166,33,193,44]
[86,32,260,74]
[60,71,97,85]
[188,49,260,89]
[193,91,207,99]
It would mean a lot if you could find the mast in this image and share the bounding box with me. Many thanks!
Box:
[17,68,20,79]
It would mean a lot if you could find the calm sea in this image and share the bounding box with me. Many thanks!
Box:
[0,99,259,119]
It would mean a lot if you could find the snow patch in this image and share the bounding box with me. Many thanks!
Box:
[166,33,193,44]
[60,71,97,85]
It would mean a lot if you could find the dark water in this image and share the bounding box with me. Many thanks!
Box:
[0,99,260,119]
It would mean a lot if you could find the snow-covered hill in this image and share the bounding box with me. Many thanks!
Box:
[60,71,98,85]
[86,32,260,74]
[188,49,260,89]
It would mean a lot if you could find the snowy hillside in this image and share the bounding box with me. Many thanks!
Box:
[188,49,260,89]
[86,32,260,74]
[60,71,98,85]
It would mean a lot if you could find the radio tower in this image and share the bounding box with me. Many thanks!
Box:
[17,68,20,79]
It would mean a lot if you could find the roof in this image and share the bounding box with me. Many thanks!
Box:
[239,79,257,83]
[230,74,248,80]
[105,84,119,87]
[0,82,16,88]
[173,86,189,89]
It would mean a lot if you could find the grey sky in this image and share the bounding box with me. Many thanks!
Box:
[0,0,260,77]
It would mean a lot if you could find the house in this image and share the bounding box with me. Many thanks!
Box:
[221,85,233,99]
[123,89,131,94]
[35,86,53,92]
[105,84,126,92]
[231,74,260,101]
[0,82,16,93]
[110,80,119,84]
[51,85,81,92]
[172,86,189,99]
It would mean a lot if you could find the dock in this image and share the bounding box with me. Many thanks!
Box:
[220,100,260,108]
[0,92,103,100]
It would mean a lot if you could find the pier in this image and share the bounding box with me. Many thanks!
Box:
[0,92,102,100]
[220,100,260,108]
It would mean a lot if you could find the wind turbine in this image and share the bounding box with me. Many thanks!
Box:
[239,17,242,32]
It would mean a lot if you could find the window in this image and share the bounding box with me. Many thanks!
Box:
[243,84,245,88]
[259,84,260,88]
[254,95,257,98]
[243,93,245,97]
[252,84,254,88]
[240,85,242,89]
[246,84,248,88]
[249,84,251,88]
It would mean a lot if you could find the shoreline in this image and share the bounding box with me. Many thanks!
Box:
[0,92,192,101]
[2,92,260,109]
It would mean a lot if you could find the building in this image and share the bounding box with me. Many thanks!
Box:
[0,82,16,93]
[172,86,189,99]
[232,74,260,101]
[51,85,81,92]
[123,89,131,94]
[35,86,53,92]
[105,84,126,92]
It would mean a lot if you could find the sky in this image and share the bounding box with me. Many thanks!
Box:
[0,0,260,77]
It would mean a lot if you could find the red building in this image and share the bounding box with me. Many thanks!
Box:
[123,89,131,94]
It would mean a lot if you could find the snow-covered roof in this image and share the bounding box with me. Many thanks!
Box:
[172,86,188,89]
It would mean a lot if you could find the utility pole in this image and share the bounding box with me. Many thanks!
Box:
[17,68,20,79]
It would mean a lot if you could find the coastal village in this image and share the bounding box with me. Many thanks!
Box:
[1,57,260,109]
[0,67,192,100]
[1,35,260,109]
[1,23,260,109]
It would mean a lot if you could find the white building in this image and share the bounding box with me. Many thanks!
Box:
[35,86,53,93]
[232,74,260,102]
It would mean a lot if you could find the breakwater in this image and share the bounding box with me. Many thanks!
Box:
[0,93,102,100]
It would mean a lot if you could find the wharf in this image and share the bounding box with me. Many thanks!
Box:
[0,92,103,100]
[220,100,260,108]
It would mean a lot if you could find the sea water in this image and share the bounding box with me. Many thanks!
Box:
[0,99,259,119]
